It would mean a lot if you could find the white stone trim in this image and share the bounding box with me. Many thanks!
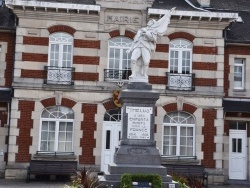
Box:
[6,0,100,13]
[148,8,239,22]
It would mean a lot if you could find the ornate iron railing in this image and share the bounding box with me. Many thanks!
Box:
[104,69,131,81]
[166,72,195,91]
[44,66,75,85]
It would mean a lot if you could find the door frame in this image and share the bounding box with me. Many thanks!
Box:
[229,129,247,180]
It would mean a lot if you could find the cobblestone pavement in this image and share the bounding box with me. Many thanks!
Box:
[0,179,250,188]
[0,179,70,188]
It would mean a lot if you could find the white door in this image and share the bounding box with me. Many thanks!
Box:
[229,130,247,180]
[101,122,121,173]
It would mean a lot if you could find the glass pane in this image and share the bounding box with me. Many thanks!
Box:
[49,132,55,140]
[42,122,48,130]
[58,132,65,141]
[106,130,111,149]
[232,138,236,152]
[66,132,72,141]
[40,141,47,151]
[41,132,48,140]
[58,142,64,152]
[169,146,176,155]
[66,123,73,131]
[187,127,193,136]
[238,122,246,130]
[65,143,72,152]
[59,122,66,131]
[238,139,242,153]
[48,141,54,151]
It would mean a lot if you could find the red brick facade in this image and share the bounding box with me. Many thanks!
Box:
[103,99,117,111]
[168,32,195,41]
[16,101,35,162]
[23,36,49,46]
[193,62,217,71]
[74,72,99,81]
[22,53,48,62]
[74,39,100,49]
[73,56,99,65]
[0,32,15,87]
[79,104,97,164]
[48,25,76,35]
[202,109,216,168]
[61,98,76,109]
[41,98,56,107]
[150,60,168,68]
[124,30,136,39]
[109,30,120,38]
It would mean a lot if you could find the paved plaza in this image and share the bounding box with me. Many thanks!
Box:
[0,179,250,188]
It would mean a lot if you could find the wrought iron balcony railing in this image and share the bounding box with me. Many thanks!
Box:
[44,66,75,85]
[166,72,195,91]
[104,69,131,81]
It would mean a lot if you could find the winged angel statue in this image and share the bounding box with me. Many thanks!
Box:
[127,7,176,82]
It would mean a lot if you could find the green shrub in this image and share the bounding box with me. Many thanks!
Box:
[120,173,162,188]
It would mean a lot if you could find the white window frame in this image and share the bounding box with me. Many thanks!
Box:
[162,111,195,156]
[48,32,73,68]
[234,58,245,90]
[169,39,193,74]
[39,106,74,152]
[107,37,132,81]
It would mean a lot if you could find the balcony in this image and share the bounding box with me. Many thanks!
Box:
[104,69,131,82]
[44,66,75,85]
[166,72,195,91]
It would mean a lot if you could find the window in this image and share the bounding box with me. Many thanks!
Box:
[229,121,246,130]
[39,106,74,152]
[163,111,195,156]
[104,108,121,122]
[234,58,245,89]
[105,37,132,81]
[169,39,193,74]
[46,32,74,85]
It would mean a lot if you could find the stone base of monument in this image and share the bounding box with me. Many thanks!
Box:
[99,164,179,188]
[99,82,179,188]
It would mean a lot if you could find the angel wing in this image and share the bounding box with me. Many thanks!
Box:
[149,7,176,36]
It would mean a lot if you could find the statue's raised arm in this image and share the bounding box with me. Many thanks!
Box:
[128,7,176,83]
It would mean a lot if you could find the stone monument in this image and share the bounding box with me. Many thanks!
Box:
[100,8,179,188]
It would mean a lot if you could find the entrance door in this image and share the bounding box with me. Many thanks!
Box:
[229,130,247,180]
[101,122,121,173]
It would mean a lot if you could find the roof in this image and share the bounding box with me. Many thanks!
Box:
[223,99,250,113]
[0,4,16,30]
[152,0,196,11]
[152,1,250,43]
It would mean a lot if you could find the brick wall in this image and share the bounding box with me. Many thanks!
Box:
[163,103,197,114]
[168,32,195,41]
[61,98,76,108]
[202,109,216,168]
[48,25,76,35]
[0,32,15,87]
[16,100,35,162]
[41,98,56,107]
[103,99,117,111]
[79,104,97,164]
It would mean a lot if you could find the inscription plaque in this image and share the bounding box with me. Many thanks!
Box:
[126,106,152,139]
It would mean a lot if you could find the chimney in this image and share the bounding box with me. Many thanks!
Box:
[197,0,210,7]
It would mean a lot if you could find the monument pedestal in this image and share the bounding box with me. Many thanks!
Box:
[100,83,179,188]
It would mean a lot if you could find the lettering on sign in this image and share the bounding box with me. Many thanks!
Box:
[105,15,141,25]
[126,106,152,139]
[169,184,175,188]
[132,181,152,188]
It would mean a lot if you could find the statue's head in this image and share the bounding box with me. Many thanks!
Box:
[147,19,156,27]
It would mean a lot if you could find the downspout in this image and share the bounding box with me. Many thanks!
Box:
[184,0,209,12]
